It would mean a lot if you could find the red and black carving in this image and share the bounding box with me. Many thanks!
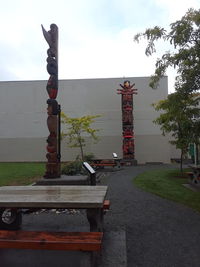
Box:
[117,80,137,159]
[42,24,61,178]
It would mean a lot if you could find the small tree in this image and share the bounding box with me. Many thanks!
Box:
[153,92,200,171]
[61,113,100,161]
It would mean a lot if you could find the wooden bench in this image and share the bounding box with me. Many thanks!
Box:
[103,200,110,210]
[187,165,200,185]
[0,199,110,252]
[91,159,121,169]
[0,230,103,251]
[186,172,194,179]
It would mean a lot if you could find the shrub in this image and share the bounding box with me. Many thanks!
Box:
[83,153,95,162]
[61,161,83,175]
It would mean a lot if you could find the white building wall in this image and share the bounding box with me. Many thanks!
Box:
[0,76,170,163]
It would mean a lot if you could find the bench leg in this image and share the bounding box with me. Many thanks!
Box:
[0,208,22,230]
[86,208,103,232]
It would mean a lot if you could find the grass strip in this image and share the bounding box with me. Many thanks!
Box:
[0,163,45,186]
[133,168,200,213]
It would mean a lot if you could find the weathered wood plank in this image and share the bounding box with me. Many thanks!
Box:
[0,186,108,209]
[0,230,103,251]
[0,185,107,192]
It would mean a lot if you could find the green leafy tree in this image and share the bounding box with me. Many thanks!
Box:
[153,92,200,171]
[61,113,100,161]
[134,8,200,169]
[134,8,200,92]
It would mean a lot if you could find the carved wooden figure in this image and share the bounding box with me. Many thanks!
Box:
[42,24,61,178]
[117,80,137,159]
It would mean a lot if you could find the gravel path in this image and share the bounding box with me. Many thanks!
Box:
[104,164,200,267]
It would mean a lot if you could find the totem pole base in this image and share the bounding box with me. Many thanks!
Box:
[35,175,90,186]
[122,159,137,166]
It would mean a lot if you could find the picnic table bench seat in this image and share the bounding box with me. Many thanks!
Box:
[0,230,103,251]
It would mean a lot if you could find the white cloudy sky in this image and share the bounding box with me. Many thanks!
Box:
[0,0,199,93]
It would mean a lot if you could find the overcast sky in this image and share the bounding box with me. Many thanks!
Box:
[0,0,199,93]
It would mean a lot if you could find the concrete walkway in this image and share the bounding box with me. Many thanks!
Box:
[105,164,200,267]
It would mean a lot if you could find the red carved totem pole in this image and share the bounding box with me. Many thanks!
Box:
[42,24,61,178]
[117,81,137,163]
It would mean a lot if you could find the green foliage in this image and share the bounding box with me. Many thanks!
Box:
[61,153,95,176]
[61,161,84,175]
[61,113,101,160]
[133,168,200,213]
[83,153,95,162]
[134,8,200,92]
[0,163,45,186]
[153,92,200,170]
[134,26,166,56]
[153,92,200,142]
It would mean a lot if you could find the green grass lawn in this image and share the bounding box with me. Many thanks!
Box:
[133,168,200,213]
[0,162,45,186]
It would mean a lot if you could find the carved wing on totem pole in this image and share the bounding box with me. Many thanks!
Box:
[41,24,58,58]
[41,24,58,99]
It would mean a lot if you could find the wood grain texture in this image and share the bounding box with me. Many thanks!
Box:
[0,186,108,209]
[0,230,103,251]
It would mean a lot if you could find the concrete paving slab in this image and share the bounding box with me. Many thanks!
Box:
[0,248,91,267]
[35,175,90,185]
[99,231,127,267]
[183,183,200,192]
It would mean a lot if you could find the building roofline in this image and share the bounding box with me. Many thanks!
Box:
[0,75,168,83]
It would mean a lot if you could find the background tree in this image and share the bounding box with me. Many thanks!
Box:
[134,8,200,93]
[153,92,200,171]
[134,8,200,169]
[61,113,100,161]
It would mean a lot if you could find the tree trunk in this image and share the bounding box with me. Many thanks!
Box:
[80,144,84,161]
[180,149,183,173]
[78,136,84,161]
[196,144,199,165]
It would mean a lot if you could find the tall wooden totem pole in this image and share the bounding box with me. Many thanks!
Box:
[42,24,61,178]
[117,81,137,163]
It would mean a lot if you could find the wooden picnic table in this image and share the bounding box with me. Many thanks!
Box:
[0,185,108,231]
[188,165,200,185]
[90,159,121,169]
[0,185,108,252]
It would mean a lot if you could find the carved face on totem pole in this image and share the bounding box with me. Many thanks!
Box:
[124,80,130,89]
